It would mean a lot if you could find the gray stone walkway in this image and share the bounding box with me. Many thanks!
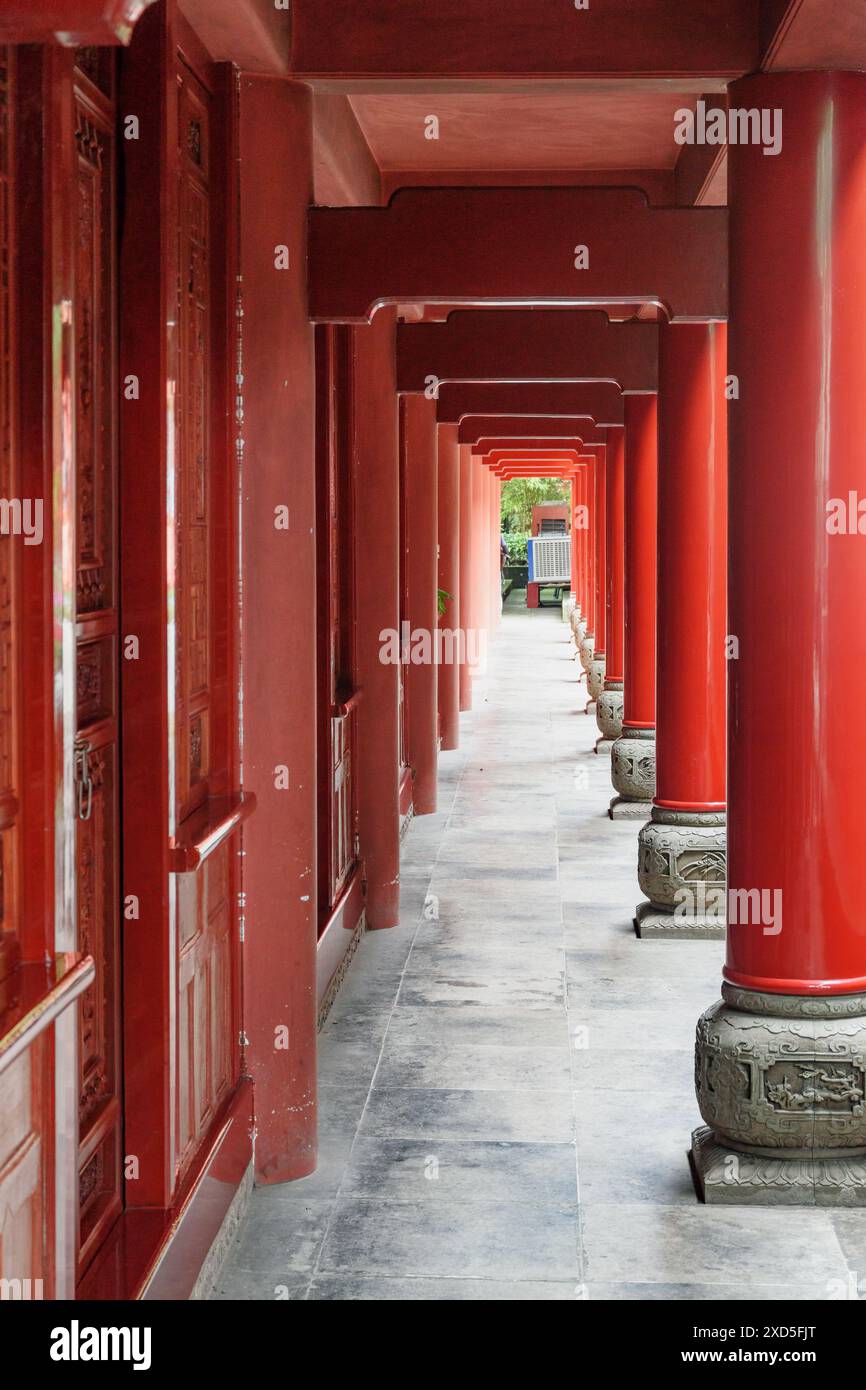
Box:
[213,597,865,1301]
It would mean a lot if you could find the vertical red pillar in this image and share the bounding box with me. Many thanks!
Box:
[577,456,596,677]
[470,457,488,666]
[693,74,866,1204]
[458,443,473,711]
[437,422,460,751]
[353,308,400,928]
[587,447,607,704]
[403,395,439,811]
[490,471,502,628]
[488,467,498,631]
[239,78,317,1180]
[636,322,727,938]
[610,395,657,818]
[596,427,625,753]
[569,475,579,621]
[481,464,493,637]
[570,465,587,644]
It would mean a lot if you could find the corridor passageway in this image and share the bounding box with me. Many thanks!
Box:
[214,603,855,1300]
[6,0,866,1322]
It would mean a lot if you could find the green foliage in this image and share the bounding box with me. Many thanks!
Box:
[437,588,450,617]
[499,477,569,533]
[501,531,528,566]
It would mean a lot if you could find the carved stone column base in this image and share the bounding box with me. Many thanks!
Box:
[692,985,866,1206]
[596,681,623,741]
[609,795,652,820]
[594,737,615,756]
[587,655,606,701]
[635,808,726,939]
[690,1125,866,1207]
[611,726,655,804]
[635,900,724,939]
[578,633,595,673]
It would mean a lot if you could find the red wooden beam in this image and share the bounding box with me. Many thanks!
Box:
[0,0,157,44]
[399,311,658,394]
[494,468,586,481]
[438,382,624,426]
[290,0,757,78]
[459,416,602,446]
[483,449,591,477]
[478,434,604,454]
[309,190,727,323]
[178,0,291,72]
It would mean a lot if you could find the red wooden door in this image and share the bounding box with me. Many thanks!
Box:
[71,47,123,1278]
[315,325,359,922]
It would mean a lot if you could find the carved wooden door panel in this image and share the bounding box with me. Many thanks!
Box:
[173,59,233,1176]
[72,50,122,1276]
[0,1036,52,1299]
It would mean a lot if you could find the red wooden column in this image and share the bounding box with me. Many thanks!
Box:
[470,457,488,666]
[481,464,493,636]
[403,395,439,810]
[610,395,657,817]
[636,322,727,938]
[239,77,318,1180]
[596,427,625,754]
[693,73,866,1203]
[567,478,578,625]
[587,447,607,705]
[458,443,474,711]
[490,472,502,627]
[577,456,596,677]
[437,422,461,750]
[353,309,401,928]
[570,466,587,644]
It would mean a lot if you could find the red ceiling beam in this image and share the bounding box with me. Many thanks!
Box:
[177,0,291,72]
[493,466,582,478]
[459,416,603,446]
[0,0,157,43]
[309,190,727,323]
[290,0,757,78]
[398,311,658,394]
[483,449,592,473]
[437,382,624,426]
[761,0,866,71]
[476,433,604,455]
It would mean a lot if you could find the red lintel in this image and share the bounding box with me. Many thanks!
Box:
[309,190,727,323]
[290,0,757,79]
[438,382,624,426]
[398,311,658,394]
